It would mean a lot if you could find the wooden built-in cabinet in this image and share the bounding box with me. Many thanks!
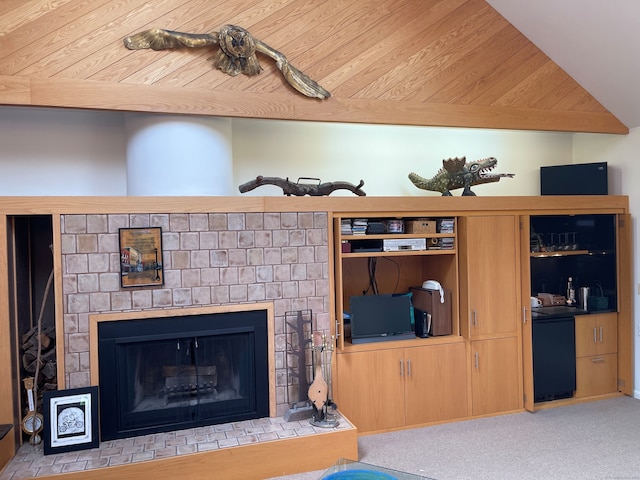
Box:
[333,214,463,433]
[330,199,630,435]
[333,215,459,350]
[575,313,618,398]
[522,213,631,404]
[459,216,522,415]
[458,216,519,338]
[335,340,467,433]
[470,337,520,415]
[0,196,632,473]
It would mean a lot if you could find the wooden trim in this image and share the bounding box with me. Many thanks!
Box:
[616,213,633,395]
[52,214,66,389]
[519,215,535,412]
[30,419,358,480]
[0,75,627,134]
[0,195,630,216]
[0,216,14,426]
[88,303,277,417]
[0,76,30,104]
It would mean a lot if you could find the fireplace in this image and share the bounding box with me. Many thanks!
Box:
[96,308,271,441]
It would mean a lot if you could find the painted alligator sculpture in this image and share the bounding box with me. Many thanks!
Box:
[408,156,514,196]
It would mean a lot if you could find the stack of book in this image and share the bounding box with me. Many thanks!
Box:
[441,237,455,250]
[340,219,353,235]
[437,218,455,233]
[351,218,368,235]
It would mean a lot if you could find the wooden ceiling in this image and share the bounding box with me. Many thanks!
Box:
[0,0,628,133]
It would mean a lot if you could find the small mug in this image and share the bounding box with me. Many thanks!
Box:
[530,296,542,308]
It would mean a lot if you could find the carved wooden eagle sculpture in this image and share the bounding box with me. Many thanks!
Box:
[124,25,331,100]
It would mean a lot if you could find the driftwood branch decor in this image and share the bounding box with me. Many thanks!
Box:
[124,25,331,100]
[239,176,366,196]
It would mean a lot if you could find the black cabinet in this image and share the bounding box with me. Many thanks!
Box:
[529,214,617,312]
[532,315,576,402]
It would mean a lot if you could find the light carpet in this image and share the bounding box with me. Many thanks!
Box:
[269,396,640,480]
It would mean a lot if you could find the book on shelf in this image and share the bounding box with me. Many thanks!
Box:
[437,218,455,233]
[351,218,368,235]
[340,219,353,235]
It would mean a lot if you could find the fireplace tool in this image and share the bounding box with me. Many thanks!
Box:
[283,310,314,422]
[308,332,339,428]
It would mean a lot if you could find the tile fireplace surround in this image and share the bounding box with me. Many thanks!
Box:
[61,211,330,416]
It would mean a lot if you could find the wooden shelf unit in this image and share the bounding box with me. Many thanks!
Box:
[330,201,631,434]
[333,215,460,351]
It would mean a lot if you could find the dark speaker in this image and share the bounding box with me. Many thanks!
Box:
[540,162,608,195]
[414,308,430,338]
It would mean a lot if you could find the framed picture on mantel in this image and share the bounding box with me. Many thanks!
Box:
[119,227,164,287]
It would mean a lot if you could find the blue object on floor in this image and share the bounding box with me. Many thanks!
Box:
[324,470,397,480]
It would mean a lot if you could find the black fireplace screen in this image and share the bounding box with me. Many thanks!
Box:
[98,310,269,441]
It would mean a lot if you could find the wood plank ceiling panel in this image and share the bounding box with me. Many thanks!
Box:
[375,4,506,101]
[0,0,628,133]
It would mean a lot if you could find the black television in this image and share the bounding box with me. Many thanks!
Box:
[349,294,414,344]
[540,162,608,195]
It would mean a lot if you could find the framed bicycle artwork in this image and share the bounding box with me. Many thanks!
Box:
[42,386,99,455]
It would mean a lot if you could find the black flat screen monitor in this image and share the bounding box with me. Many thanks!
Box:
[540,162,608,195]
[349,294,414,344]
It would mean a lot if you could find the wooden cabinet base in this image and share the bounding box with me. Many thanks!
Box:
[14,419,358,480]
[575,354,618,398]
[335,341,468,434]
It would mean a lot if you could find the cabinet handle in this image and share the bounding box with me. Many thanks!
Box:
[407,360,412,378]
[591,357,606,364]
[523,307,528,324]
[335,320,341,339]
[599,326,603,343]
[399,360,404,377]
[471,310,477,327]
[593,327,597,344]
[474,352,479,369]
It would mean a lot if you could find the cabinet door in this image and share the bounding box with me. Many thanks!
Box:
[575,353,618,398]
[471,337,520,416]
[595,313,617,355]
[519,215,534,412]
[404,342,467,425]
[462,216,519,337]
[576,313,618,358]
[335,349,405,433]
[575,316,597,358]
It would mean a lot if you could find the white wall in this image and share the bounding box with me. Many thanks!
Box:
[574,127,640,397]
[231,119,573,197]
[0,107,127,195]
[0,105,636,395]
[0,107,576,196]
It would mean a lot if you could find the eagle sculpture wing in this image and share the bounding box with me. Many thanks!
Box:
[123,26,330,100]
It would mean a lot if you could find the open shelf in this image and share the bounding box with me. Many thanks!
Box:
[342,249,456,258]
[530,250,589,257]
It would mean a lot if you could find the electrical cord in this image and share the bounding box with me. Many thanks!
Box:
[363,256,401,295]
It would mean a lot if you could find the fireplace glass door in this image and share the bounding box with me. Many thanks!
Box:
[98,310,269,440]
